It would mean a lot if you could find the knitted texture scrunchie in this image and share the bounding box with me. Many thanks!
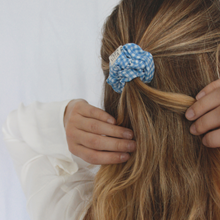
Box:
[106,43,155,93]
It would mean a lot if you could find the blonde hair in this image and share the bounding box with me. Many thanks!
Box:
[82,0,220,219]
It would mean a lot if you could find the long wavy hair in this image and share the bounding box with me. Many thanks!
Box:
[82,0,220,219]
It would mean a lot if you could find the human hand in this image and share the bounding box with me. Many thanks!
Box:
[63,99,136,165]
[185,78,220,148]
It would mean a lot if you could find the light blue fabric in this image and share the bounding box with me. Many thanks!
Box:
[107,43,155,93]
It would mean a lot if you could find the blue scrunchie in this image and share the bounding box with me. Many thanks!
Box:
[106,43,155,93]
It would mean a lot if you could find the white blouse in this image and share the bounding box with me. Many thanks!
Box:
[1,99,100,220]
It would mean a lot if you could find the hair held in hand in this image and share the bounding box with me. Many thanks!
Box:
[82,0,220,219]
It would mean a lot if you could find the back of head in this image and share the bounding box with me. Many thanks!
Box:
[83,0,220,219]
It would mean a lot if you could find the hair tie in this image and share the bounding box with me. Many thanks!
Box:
[106,43,155,93]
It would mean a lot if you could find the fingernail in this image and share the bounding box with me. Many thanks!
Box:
[127,143,136,152]
[120,154,129,161]
[107,118,115,124]
[190,124,197,134]
[123,131,133,139]
[196,91,205,100]
[185,108,195,119]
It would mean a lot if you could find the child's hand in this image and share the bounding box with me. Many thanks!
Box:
[185,78,220,148]
[64,99,136,165]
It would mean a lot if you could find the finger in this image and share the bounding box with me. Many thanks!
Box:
[189,106,220,135]
[69,129,136,152]
[76,101,116,125]
[196,78,220,100]
[74,115,134,139]
[202,128,220,148]
[185,87,220,121]
[73,144,131,165]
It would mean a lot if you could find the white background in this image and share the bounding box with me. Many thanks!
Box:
[0,1,119,219]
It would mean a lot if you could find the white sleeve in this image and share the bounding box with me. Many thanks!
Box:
[1,100,98,220]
